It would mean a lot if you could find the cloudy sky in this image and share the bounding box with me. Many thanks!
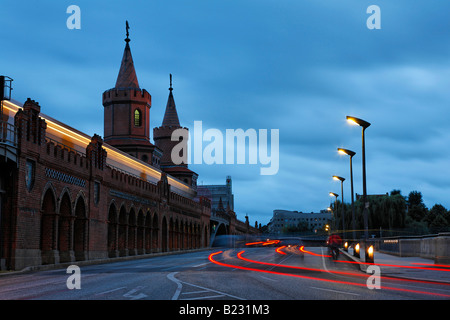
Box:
[2,1,450,226]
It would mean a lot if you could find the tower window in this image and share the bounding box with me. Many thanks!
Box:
[134,109,142,127]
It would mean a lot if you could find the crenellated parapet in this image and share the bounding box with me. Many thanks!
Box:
[86,134,107,170]
[102,88,151,107]
[14,98,47,146]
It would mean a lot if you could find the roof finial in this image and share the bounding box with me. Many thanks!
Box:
[169,73,173,91]
[125,20,130,43]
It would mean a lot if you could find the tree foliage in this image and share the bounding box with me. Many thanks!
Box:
[331,189,450,237]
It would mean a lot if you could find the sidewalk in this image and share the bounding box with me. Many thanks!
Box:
[341,248,450,284]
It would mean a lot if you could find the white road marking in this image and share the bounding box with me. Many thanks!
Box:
[123,286,148,300]
[259,275,278,282]
[95,287,126,296]
[167,271,245,300]
[180,294,225,300]
[167,272,183,300]
[310,286,360,296]
[193,262,209,267]
[320,247,332,274]
[181,290,210,295]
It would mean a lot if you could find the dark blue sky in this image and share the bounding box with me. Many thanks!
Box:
[2,1,450,225]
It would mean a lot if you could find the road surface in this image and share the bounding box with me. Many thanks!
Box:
[1,245,449,302]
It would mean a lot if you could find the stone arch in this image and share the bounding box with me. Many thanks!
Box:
[40,186,57,265]
[118,204,128,256]
[144,210,152,253]
[216,223,228,237]
[137,209,145,254]
[58,190,73,263]
[169,217,175,251]
[128,207,137,255]
[194,223,200,249]
[203,225,209,248]
[180,220,185,250]
[152,212,159,252]
[174,218,180,250]
[107,201,118,258]
[161,216,168,252]
[74,193,88,261]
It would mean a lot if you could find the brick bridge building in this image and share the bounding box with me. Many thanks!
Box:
[0,27,258,271]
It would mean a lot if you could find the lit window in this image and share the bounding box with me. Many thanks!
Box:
[134,109,142,127]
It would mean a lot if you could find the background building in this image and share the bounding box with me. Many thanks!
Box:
[268,209,332,234]
[197,176,234,212]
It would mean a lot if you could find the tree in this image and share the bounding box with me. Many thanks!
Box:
[408,191,424,207]
[430,214,448,234]
[407,191,427,222]
[427,204,449,233]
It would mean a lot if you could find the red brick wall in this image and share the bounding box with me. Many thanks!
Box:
[3,99,210,270]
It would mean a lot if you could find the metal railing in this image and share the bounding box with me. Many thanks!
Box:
[0,120,17,148]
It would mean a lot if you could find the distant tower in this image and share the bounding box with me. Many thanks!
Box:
[153,74,197,188]
[102,21,161,166]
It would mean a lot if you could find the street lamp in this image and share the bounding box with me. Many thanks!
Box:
[329,192,338,230]
[346,116,370,240]
[337,148,356,240]
[347,115,373,264]
[332,175,345,239]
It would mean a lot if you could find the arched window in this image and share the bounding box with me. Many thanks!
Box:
[134,109,142,127]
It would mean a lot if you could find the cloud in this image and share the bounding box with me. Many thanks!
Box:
[3,0,450,226]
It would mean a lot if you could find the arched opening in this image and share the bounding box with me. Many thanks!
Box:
[161,216,168,252]
[145,211,152,253]
[180,221,185,249]
[118,206,128,256]
[74,196,87,261]
[203,225,209,248]
[175,220,180,250]
[169,218,174,251]
[137,210,145,254]
[152,213,159,252]
[108,203,118,258]
[58,192,73,263]
[216,223,227,237]
[41,188,57,264]
[128,208,136,255]
[188,222,193,249]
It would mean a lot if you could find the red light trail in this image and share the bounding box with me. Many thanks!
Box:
[275,246,287,255]
[208,250,450,298]
[299,245,331,258]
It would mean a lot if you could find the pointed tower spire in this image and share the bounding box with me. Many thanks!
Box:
[115,21,139,89]
[103,22,156,167]
[218,197,225,212]
[162,73,180,127]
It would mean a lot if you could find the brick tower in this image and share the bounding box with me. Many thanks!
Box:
[102,22,161,167]
[153,75,198,188]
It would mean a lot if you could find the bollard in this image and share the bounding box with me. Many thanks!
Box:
[354,243,360,258]
[365,245,374,263]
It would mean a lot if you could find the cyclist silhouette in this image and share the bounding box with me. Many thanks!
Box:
[327,234,342,259]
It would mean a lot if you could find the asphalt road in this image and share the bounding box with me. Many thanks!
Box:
[1,245,449,302]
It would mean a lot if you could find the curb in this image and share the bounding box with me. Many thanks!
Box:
[0,248,212,277]
[339,248,450,285]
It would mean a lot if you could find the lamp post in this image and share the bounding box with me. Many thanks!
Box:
[332,175,345,239]
[337,148,356,240]
[329,192,338,231]
[347,116,373,263]
[346,116,370,240]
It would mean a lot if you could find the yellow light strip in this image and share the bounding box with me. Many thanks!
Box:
[2,100,191,193]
